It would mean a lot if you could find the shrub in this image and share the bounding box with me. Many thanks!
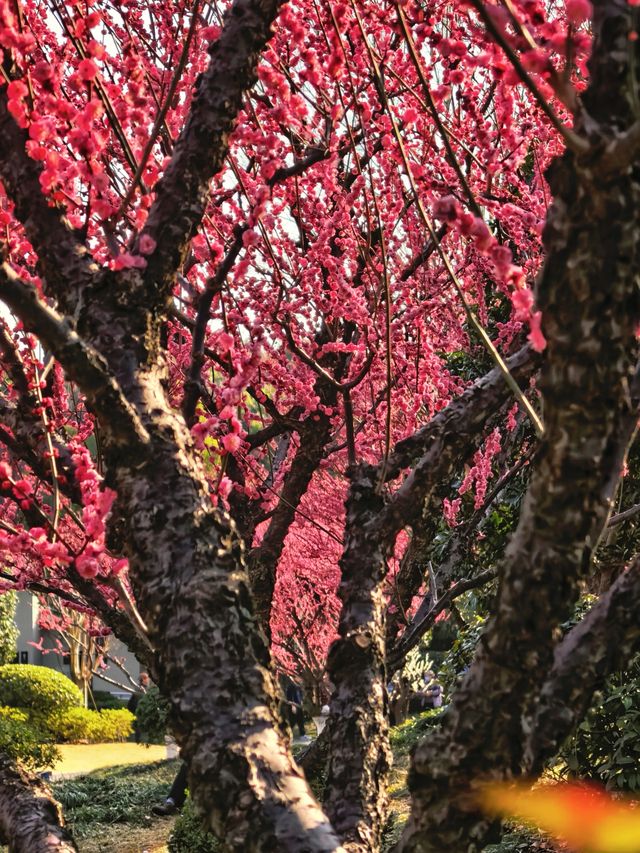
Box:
[484,826,557,852]
[0,664,82,715]
[135,685,169,744]
[557,654,640,791]
[438,616,487,692]
[169,796,220,853]
[389,708,445,755]
[47,707,133,743]
[92,690,127,710]
[99,709,134,741]
[0,715,60,771]
[0,592,18,666]
[0,705,27,723]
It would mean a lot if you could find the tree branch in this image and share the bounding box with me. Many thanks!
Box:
[376,346,537,546]
[0,755,77,853]
[381,345,536,484]
[400,0,640,841]
[139,0,285,305]
[0,88,99,312]
[525,555,640,775]
[0,265,149,450]
[388,569,497,673]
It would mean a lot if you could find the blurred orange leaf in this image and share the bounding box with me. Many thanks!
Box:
[479,781,640,852]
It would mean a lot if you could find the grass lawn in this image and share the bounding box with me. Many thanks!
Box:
[50,742,167,778]
[39,718,557,853]
[52,760,180,853]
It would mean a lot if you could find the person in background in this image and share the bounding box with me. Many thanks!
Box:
[389,675,411,726]
[423,670,443,708]
[127,671,150,743]
[285,680,309,741]
[152,762,187,817]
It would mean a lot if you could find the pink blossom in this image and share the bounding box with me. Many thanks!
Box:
[76,553,100,578]
[77,58,98,81]
[138,234,157,255]
[511,288,535,319]
[528,311,547,352]
[222,433,241,454]
[218,476,233,500]
[566,0,592,23]
[113,252,147,270]
[434,195,460,222]
[13,479,33,499]
[443,498,462,527]
[201,25,221,40]
[217,332,234,353]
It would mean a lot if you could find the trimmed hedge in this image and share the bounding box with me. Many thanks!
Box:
[135,686,169,744]
[0,713,60,771]
[0,705,28,724]
[92,690,126,710]
[47,707,134,743]
[0,664,82,715]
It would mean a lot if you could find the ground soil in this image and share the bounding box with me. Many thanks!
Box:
[77,820,175,853]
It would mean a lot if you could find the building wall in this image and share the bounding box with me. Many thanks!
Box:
[15,591,43,666]
[14,591,142,700]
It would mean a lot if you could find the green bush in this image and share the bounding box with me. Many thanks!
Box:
[99,708,134,741]
[47,707,133,743]
[389,708,445,755]
[0,592,18,666]
[0,715,60,771]
[0,664,82,715]
[91,690,126,710]
[557,655,640,791]
[484,826,557,852]
[169,796,220,853]
[439,616,487,691]
[135,685,169,744]
[0,705,27,723]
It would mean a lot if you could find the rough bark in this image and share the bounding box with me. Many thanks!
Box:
[0,755,77,853]
[0,0,345,848]
[324,465,390,853]
[385,346,538,644]
[399,3,640,850]
[103,375,342,852]
[380,346,536,487]
[381,347,539,651]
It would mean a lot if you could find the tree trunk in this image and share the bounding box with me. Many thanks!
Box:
[324,465,391,853]
[0,756,77,853]
[247,412,333,636]
[399,3,640,850]
[103,371,343,852]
